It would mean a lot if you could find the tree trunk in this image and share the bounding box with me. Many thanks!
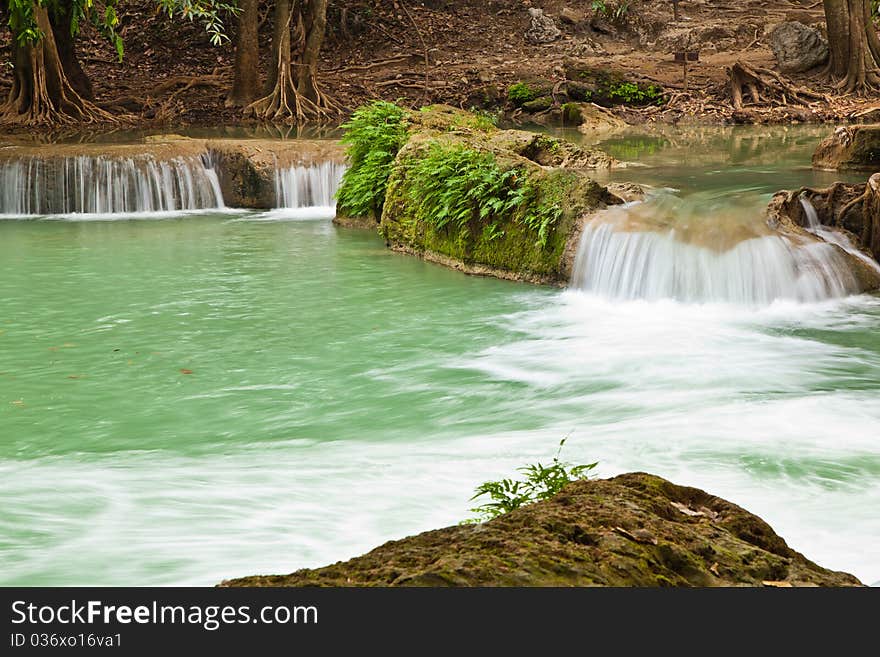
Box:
[823,0,880,93]
[245,0,338,123]
[50,6,94,101]
[227,0,260,106]
[0,4,113,126]
[265,0,292,94]
[297,0,329,103]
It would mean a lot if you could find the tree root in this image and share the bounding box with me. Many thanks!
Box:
[103,73,227,112]
[728,61,826,110]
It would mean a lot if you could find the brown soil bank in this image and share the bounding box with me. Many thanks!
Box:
[219,473,861,587]
[1,0,871,131]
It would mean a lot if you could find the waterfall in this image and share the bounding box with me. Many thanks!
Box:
[799,195,820,230]
[274,161,347,209]
[0,154,224,216]
[800,195,880,275]
[571,198,862,304]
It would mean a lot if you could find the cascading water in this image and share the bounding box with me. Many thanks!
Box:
[799,195,880,275]
[571,194,863,304]
[0,154,224,216]
[274,161,347,209]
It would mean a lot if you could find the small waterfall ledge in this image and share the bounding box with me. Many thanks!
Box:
[0,138,348,216]
[274,161,347,210]
[0,154,224,215]
[571,196,880,305]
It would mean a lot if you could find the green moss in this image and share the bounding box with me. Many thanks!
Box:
[507,82,543,106]
[381,135,604,281]
[522,96,553,113]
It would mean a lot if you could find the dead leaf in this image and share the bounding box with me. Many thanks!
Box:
[180,368,193,375]
[710,562,720,576]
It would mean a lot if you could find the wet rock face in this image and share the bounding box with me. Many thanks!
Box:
[524,8,562,45]
[813,125,880,172]
[220,473,862,587]
[766,182,880,291]
[770,21,829,73]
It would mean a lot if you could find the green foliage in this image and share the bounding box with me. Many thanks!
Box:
[5,0,236,58]
[604,81,664,106]
[467,440,598,523]
[155,0,240,46]
[336,101,410,218]
[403,141,562,248]
[507,82,542,106]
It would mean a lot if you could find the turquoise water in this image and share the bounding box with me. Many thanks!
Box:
[1,127,879,585]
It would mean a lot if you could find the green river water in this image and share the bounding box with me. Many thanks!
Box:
[1,126,879,585]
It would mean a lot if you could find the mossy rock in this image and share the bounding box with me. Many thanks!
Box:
[334,103,619,285]
[522,96,554,113]
[380,133,610,284]
[562,61,664,107]
[220,473,862,587]
[507,79,554,107]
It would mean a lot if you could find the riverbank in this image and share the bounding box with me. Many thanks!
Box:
[220,472,863,587]
[2,0,878,135]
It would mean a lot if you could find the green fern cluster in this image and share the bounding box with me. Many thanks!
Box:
[336,101,410,218]
[404,142,562,248]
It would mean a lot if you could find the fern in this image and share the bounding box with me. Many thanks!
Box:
[336,101,410,218]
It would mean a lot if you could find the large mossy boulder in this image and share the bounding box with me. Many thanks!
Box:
[335,102,619,285]
[813,125,880,171]
[220,473,862,587]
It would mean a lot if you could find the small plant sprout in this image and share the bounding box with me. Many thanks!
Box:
[466,439,598,523]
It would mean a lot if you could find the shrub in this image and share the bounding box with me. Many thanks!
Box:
[467,440,598,523]
[336,101,410,218]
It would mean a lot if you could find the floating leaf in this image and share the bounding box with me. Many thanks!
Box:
[180,368,193,375]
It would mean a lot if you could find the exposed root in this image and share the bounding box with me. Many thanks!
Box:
[0,8,119,127]
[104,72,228,112]
[728,61,826,111]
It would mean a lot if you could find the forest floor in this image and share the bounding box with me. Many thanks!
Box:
[3,0,880,132]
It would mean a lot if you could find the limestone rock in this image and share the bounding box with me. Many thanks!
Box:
[220,473,863,587]
[524,8,562,45]
[770,21,828,73]
[766,182,880,289]
[813,125,880,172]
